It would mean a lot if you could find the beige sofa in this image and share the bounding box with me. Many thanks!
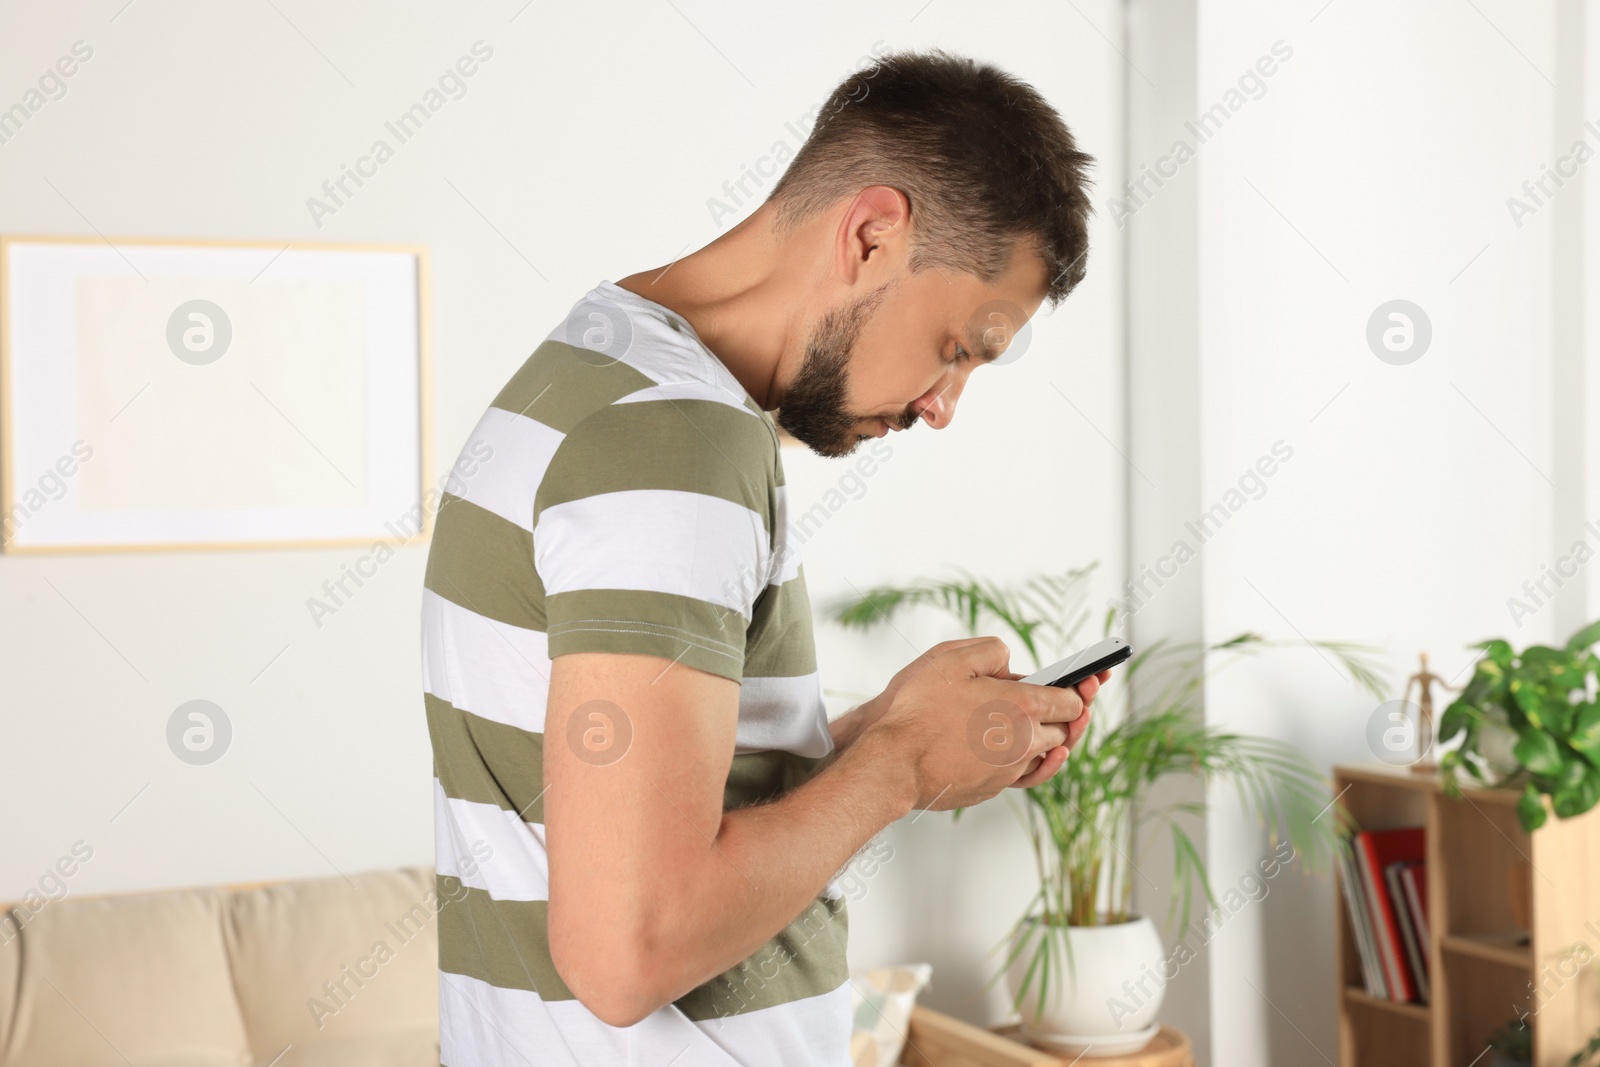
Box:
[0,866,440,1066]
[0,865,1105,1067]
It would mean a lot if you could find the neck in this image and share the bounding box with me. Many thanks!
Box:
[614,200,828,410]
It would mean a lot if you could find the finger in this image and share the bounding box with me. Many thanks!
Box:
[1030,722,1069,755]
[987,677,1087,726]
[1074,674,1101,704]
[1012,745,1069,788]
[905,637,998,674]
[941,636,1015,679]
[1064,704,1092,748]
[1033,683,1086,725]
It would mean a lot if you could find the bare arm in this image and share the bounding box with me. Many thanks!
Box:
[544,637,1101,1026]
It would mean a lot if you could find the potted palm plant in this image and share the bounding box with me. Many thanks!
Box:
[832,562,1387,1057]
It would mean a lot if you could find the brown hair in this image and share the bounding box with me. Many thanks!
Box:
[766,48,1096,309]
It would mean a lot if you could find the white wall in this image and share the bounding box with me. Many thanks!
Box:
[1128,1,1574,1064]
[0,0,1125,1032]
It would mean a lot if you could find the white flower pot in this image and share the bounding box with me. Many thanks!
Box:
[1478,711,1522,784]
[1005,914,1166,1058]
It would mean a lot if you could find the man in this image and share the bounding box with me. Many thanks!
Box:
[423,47,1103,1066]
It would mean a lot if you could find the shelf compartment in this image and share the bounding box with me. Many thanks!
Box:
[1340,984,1432,1067]
[1441,930,1532,969]
[1342,987,1431,1023]
[1433,791,1533,939]
[1441,951,1535,1067]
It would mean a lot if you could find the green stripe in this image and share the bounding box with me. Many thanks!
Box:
[724,750,828,811]
[426,695,546,822]
[545,587,748,684]
[761,409,786,487]
[534,397,774,528]
[436,880,847,1019]
[490,341,657,433]
[438,879,571,998]
[675,894,848,1021]
[744,569,818,679]
[424,495,545,630]
[430,698,820,824]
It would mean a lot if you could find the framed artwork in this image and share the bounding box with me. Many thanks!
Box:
[0,235,430,553]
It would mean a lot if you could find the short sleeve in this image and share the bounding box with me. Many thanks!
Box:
[532,396,776,683]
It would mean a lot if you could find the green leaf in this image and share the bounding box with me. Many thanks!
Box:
[1478,638,1514,670]
[1438,701,1473,743]
[1517,783,1549,832]
[1554,756,1590,793]
[1565,619,1600,653]
[1555,766,1600,820]
[1513,729,1564,776]
[1469,656,1504,689]
[1521,644,1567,667]
[1510,682,1547,731]
[1571,703,1600,766]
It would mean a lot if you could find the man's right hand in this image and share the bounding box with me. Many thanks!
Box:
[854,636,1094,811]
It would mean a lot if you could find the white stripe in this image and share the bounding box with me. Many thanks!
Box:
[535,489,770,618]
[422,588,552,733]
[434,781,549,901]
[425,588,830,756]
[614,378,760,416]
[696,978,852,1066]
[547,294,708,395]
[769,484,802,586]
[439,969,850,1067]
[580,282,757,408]
[734,674,833,758]
[445,406,565,532]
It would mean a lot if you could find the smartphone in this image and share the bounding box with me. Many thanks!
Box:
[1019,637,1133,690]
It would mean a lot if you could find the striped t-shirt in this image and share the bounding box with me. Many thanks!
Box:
[422,280,850,1066]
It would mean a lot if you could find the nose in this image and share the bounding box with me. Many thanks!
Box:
[912,370,968,430]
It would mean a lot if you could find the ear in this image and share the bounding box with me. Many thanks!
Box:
[835,185,910,285]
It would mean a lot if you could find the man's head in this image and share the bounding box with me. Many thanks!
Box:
[764,48,1095,457]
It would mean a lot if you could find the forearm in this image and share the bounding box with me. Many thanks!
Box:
[622,729,912,1014]
[826,697,881,753]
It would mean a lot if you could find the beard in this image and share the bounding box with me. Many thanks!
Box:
[775,281,906,458]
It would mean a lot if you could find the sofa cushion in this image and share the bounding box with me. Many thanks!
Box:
[223,866,439,1063]
[0,887,252,1067]
[0,908,19,1054]
[254,1031,443,1067]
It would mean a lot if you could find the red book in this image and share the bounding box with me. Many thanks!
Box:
[1354,827,1426,1002]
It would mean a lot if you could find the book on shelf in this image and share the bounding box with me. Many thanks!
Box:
[1400,863,1430,950]
[1386,859,1430,1003]
[1352,826,1427,1004]
[1337,838,1387,998]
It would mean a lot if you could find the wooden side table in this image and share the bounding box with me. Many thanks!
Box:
[897,1006,1193,1067]
[992,1024,1194,1067]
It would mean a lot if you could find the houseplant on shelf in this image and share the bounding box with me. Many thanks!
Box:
[1486,1016,1533,1067]
[832,562,1388,1056]
[1437,618,1600,832]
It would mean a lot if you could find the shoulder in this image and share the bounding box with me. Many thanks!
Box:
[490,282,768,440]
[536,390,777,523]
[521,285,776,511]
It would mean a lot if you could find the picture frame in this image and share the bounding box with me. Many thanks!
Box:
[0,235,431,554]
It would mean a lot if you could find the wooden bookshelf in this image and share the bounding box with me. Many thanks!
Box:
[1334,763,1600,1067]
